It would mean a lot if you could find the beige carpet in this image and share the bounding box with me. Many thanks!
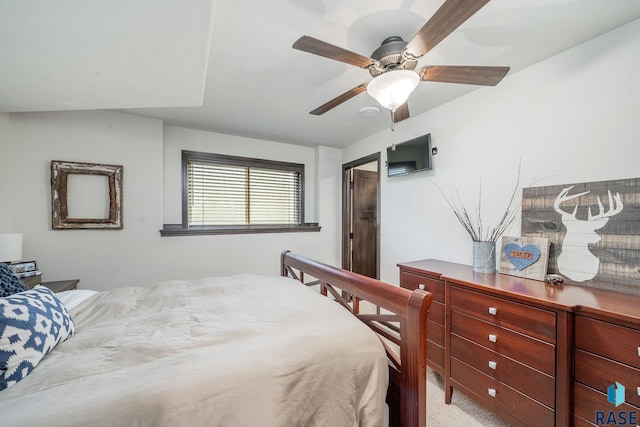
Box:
[426,368,512,426]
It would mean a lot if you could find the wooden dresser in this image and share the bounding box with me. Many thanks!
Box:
[398,259,640,427]
[448,283,561,426]
[573,292,640,427]
[398,262,446,375]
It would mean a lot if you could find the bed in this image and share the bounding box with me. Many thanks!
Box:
[0,251,431,426]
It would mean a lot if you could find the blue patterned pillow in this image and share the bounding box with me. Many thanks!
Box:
[0,287,75,391]
[0,263,29,297]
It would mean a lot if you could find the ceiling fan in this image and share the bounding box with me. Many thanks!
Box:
[292,0,510,123]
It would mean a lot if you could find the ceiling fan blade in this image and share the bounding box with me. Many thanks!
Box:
[404,0,491,59]
[419,65,510,86]
[293,36,377,69]
[309,83,368,115]
[393,102,410,123]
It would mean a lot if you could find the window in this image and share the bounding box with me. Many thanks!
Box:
[161,150,320,236]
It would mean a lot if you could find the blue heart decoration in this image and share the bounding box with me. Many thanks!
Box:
[505,243,541,271]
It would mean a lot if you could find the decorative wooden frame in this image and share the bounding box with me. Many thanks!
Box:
[499,235,550,281]
[51,160,123,230]
[281,251,432,427]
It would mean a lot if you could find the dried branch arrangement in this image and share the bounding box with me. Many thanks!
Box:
[431,165,522,242]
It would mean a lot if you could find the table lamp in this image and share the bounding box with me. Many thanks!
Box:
[0,233,23,263]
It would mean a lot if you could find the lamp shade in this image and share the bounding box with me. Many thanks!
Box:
[0,233,23,263]
[366,70,420,112]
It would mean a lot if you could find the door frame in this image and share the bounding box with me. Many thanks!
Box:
[342,153,381,278]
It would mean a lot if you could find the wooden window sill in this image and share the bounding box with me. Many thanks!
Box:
[160,223,321,236]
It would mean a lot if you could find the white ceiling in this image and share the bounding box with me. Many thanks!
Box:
[2,1,640,148]
[0,1,214,111]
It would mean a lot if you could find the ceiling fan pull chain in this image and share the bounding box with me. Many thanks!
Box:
[390,110,396,151]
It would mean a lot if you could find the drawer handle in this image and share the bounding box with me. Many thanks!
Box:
[637,346,640,357]
[488,307,497,315]
[488,361,497,370]
[419,284,425,290]
[637,386,640,397]
[488,334,497,343]
[488,388,497,398]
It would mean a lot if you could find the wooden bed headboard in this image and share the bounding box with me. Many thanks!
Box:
[281,251,432,427]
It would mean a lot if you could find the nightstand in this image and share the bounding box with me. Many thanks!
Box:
[41,279,79,293]
[21,274,42,288]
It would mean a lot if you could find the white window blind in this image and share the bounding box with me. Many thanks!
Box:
[185,152,303,227]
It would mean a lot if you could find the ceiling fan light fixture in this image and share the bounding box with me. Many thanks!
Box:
[366,70,419,111]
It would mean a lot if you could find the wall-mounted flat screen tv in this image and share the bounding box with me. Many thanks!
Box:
[386,133,432,177]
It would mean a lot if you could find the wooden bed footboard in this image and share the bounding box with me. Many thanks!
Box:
[281,251,432,427]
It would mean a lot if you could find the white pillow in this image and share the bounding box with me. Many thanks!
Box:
[54,289,98,311]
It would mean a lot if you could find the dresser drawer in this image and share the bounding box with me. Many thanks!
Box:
[575,348,640,408]
[573,414,596,427]
[451,358,555,427]
[400,272,444,302]
[427,320,445,371]
[429,300,444,325]
[427,340,445,372]
[451,310,555,375]
[427,319,444,345]
[575,316,640,369]
[450,286,556,343]
[574,382,640,426]
[451,334,555,408]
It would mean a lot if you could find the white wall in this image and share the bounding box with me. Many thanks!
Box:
[4,112,340,290]
[343,18,640,285]
[0,113,12,229]
[9,111,164,290]
[315,145,343,261]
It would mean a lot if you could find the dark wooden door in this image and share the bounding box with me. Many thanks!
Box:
[351,169,378,278]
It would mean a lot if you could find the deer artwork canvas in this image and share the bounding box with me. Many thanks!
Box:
[521,177,640,294]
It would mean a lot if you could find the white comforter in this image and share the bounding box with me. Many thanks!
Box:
[0,274,388,426]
